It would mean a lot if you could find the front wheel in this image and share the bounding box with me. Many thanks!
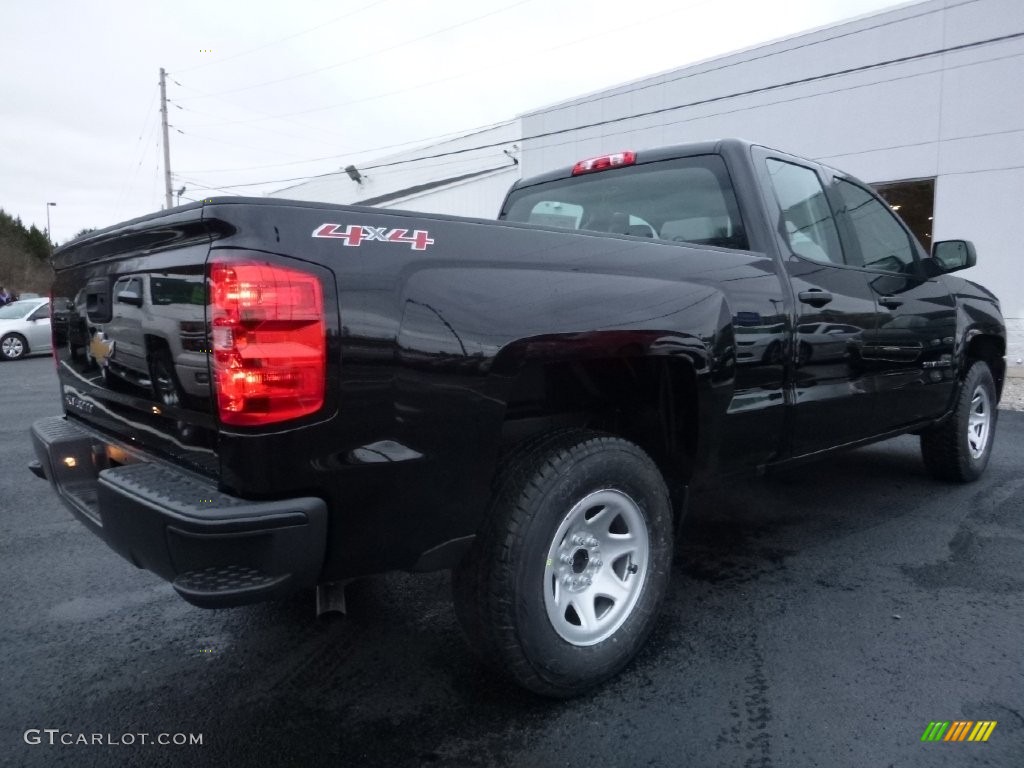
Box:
[1,333,28,360]
[452,430,674,697]
[920,360,998,482]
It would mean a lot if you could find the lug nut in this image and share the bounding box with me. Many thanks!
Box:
[592,559,602,568]
[582,576,592,586]
[572,535,584,545]
[560,553,573,564]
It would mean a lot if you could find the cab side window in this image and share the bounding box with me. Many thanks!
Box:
[765,159,846,266]
[834,179,917,274]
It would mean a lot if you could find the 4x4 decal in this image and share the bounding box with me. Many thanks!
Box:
[312,223,434,251]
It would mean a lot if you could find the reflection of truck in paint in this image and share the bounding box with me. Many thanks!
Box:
[100,273,210,406]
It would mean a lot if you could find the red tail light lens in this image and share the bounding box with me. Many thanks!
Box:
[571,151,636,176]
[209,260,325,426]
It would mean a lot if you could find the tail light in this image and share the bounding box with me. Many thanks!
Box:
[209,259,326,426]
[571,151,636,176]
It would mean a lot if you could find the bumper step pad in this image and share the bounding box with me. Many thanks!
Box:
[174,565,290,606]
[30,416,328,609]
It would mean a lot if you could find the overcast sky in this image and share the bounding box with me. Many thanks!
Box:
[2,0,906,243]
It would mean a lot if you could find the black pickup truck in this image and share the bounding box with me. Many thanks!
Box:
[30,139,1005,697]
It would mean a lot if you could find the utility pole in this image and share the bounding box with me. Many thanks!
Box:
[159,67,173,209]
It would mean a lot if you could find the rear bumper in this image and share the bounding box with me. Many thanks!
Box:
[29,415,327,608]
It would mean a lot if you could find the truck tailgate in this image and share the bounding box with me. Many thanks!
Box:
[50,205,220,479]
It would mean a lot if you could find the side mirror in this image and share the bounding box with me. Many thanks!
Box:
[931,240,977,273]
[117,290,143,307]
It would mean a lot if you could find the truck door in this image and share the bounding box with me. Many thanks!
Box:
[25,302,52,351]
[753,148,881,455]
[109,276,147,374]
[830,177,957,428]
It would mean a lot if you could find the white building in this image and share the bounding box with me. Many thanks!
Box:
[518,0,1024,364]
[273,0,1024,363]
[268,120,521,220]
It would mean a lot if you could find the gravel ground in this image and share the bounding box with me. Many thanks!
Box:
[1001,376,1024,411]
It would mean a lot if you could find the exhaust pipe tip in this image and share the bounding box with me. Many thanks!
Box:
[316,580,352,617]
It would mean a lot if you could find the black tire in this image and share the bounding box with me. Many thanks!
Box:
[149,350,185,409]
[452,429,673,697]
[797,341,812,365]
[149,350,199,442]
[920,360,998,482]
[1,333,28,361]
[761,340,782,365]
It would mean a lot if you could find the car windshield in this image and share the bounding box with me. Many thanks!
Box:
[0,301,40,319]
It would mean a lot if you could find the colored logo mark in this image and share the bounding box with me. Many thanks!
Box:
[921,721,997,742]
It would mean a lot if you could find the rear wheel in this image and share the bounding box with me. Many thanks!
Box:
[452,429,673,697]
[1,333,27,360]
[149,350,198,442]
[150,351,184,409]
[920,360,998,482]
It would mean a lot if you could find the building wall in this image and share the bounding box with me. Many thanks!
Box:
[376,167,520,219]
[269,120,521,220]
[518,0,1024,365]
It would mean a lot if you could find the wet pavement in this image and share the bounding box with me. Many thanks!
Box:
[2,354,1022,767]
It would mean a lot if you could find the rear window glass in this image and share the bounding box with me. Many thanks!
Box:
[501,154,748,250]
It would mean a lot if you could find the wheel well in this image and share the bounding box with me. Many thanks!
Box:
[144,335,171,359]
[500,356,699,493]
[965,334,1005,397]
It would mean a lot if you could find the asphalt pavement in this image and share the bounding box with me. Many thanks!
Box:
[1,353,1022,767]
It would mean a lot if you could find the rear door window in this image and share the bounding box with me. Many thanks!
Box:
[764,159,847,266]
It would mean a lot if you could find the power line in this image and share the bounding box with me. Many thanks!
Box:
[190,30,1024,192]
[114,89,160,215]
[168,78,358,148]
[173,126,323,160]
[525,0,984,116]
[167,99,347,149]
[172,0,393,75]
[175,178,243,196]
[178,0,716,128]
[162,0,984,180]
[172,0,537,101]
[175,119,513,174]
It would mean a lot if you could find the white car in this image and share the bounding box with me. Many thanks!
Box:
[0,299,52,360]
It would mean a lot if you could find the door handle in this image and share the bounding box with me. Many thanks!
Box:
[798,289,833,307]
[878,296,903,309]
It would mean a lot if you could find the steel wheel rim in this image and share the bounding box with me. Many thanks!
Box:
[154,363,180,408]
[967,384,992,460]
[2,336,23,358]
[543,489,650,646]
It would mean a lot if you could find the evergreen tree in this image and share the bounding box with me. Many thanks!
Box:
[0,207,54,293]
[27,224,50,260]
